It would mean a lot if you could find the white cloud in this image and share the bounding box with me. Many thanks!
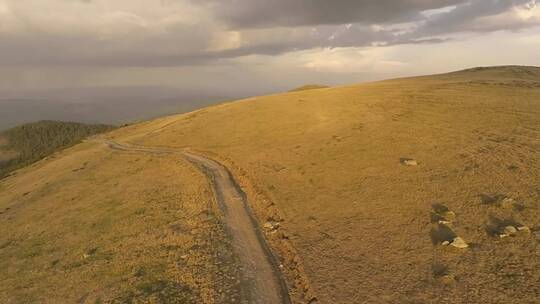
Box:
[515,0,540,20]
[299,47,408,73]
[207,31,242,51]
[421,5,457,18]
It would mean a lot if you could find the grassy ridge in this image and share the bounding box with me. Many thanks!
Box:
[289,84,329,92]
[0,120,114,177]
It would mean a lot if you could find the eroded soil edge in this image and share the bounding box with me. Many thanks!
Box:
[102,140,301,303]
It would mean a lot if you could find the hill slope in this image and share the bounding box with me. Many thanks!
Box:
[1,66,539,303]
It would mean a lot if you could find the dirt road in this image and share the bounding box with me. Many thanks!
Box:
[103,140,290,304]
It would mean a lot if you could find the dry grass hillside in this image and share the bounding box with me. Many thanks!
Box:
[1,143,239,303]
[1,66,539,303]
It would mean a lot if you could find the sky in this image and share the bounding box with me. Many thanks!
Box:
[1,0,540,96]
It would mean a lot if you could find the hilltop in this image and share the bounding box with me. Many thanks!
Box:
[1,66,539,303]
[450,65,540,79]
[289,85,330,92]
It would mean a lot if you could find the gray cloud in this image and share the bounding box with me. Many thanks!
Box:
[0,0,538,68]
[194,0,468,28]
[420,0,539,35]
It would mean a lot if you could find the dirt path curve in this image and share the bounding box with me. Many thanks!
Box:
[102,140,291,304]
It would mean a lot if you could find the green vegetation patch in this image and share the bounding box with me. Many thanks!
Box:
[0,120,115,178]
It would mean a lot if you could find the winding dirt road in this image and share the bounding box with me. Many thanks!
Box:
[102,140,290,304]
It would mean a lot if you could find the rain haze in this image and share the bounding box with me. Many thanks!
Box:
[1,0,540,128]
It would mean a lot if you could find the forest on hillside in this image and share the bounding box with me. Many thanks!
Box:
[0,121,114,178]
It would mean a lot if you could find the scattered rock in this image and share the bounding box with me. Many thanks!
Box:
[517,226,531,233]
[400,158,418,166]
[500,198,516,209]
[504,226,517,235]
[430,224,457,245]
[480,193,503,205]
[439,274,455,285]
[263,221,280,231]
[440,211,456,222]
[432,263,453,284]
[442,241,450,246]
[481,194,527,211]
[266,213,282,222]
[498,233,509,239]
[83,247,97,259]
[450,237,468,248]
[431,204,456,224]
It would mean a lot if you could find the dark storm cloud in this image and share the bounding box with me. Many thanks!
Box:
[0,23,444,67]
[0,0,538,67]
[0,24,217,67]
[195,0,468,28]
[420,0,538,35]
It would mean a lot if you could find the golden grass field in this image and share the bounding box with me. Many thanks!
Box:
[1,66,540,303]
[0,142,242,303]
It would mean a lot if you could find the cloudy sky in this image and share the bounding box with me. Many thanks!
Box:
[1,0,540,95]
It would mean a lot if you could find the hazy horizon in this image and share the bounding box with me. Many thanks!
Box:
[1,1,540,128]
[0,86,237,130]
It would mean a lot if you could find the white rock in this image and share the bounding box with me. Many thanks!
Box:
[401,159,418,166]
[500,198,516,209]
[442,241,450,246]
[517,226,531,233]
[450,237,469,248]
[263,221,279,231]
[441,211,456,222]
[439,274,455,285]
[504,226,517,234]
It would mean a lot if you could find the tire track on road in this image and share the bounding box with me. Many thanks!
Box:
[102,140,291,304]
